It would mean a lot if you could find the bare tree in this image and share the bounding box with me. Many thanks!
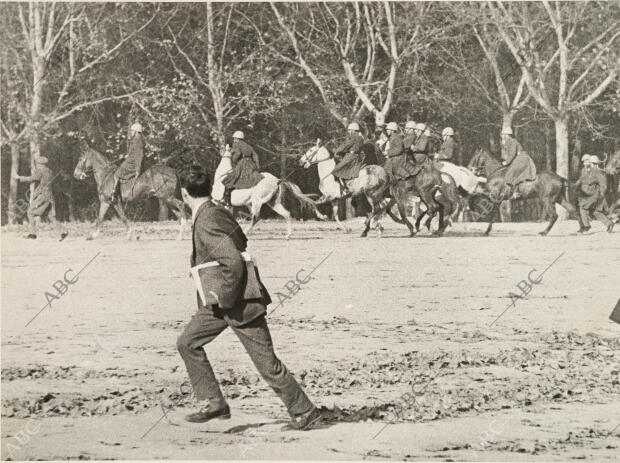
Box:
[0,2,158,220]
[259,2,450,127]
[487,0,620,179]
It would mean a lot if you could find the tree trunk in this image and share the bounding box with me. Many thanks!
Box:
[554,117,569,180]
[158,199,169,221]
[7,142,20,224]
[544,122,553,172]
[501,111,514,133]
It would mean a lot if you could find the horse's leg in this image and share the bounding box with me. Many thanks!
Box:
[385,199,405,224]
[362,195,380,238]
[484,204,499,236]
[268,200,293,239]
[244,199,264,237]
[331,201,349,233]
[395,196,415,237]
[112,202,133,240]
[265,187,292,238]
[415,205,427,231]
[88,201,111,240]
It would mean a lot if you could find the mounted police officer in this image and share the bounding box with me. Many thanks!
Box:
[383,122,419,181]
[575,154,613,233]
[500,127,537,199]
[410,122,430,165]
[403,121,417,154]
[111,122,145,203]
[222,131,263,207]
[434,127,455,162]
[332,122,365,195]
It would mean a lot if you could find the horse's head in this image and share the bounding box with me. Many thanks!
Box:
[467,148,485,176]
[299,138,330,168]
[73,146,93,180]
[220,144,232,159]
[604,150,620,176]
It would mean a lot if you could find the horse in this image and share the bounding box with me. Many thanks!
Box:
[299,140,391,236]
[467,147,573,236]
[73,144,187,240]
[212,145,327,239]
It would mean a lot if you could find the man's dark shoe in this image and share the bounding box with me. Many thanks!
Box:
[26,234,37,239]
[59,232,68,241]
[578,226,591,234]
[184,404,231,423]
[283,407,323,431]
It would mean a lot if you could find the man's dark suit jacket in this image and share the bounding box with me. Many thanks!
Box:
[191,200,271,327]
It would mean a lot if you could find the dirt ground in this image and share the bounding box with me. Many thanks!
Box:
[2,217,619,461]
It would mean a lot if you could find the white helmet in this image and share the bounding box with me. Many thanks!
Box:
[347,122,360,132]
[415,123,426,131]
[442,127,454,136]
[589,155,601,164]
[131,122,143,133]
[501,127,513,135]
[405,121,417,130]
[581,154,591,162]
[386,122,399,132]
[233,130,244,140]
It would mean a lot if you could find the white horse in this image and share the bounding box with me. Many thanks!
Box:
[299,139,390,234]
[212,145,326,238]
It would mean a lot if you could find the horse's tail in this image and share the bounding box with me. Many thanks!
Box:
[279,180,323,219]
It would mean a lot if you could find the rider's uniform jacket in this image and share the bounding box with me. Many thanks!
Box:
[334,133,364,159]
[386,133,405,157]
[436,137,455,161]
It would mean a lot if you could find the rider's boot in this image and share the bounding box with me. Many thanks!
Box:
[223,188,233,207]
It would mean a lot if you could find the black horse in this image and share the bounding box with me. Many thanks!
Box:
[468,147,574,236]
[73,144,187,240]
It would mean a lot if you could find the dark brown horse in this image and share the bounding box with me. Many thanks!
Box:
[73,144,186,240]
[468,147,573,236]
[383,162,459,237]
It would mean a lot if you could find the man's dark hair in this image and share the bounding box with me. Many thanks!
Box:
[181,164,212,198]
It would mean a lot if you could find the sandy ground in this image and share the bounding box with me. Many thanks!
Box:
[1,216,619,461]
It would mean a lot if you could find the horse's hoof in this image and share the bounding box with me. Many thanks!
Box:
[539,231,548,236]
[360,231,368,238]
[86,236,94,241]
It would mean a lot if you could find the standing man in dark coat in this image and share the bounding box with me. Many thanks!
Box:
[16,156,68,240]
[332,122,365,195]
[575,155,613,233]
[177,164,321,429]
[110,122,145,203]
[383,122,420,181]
[222,131,263,207]
[500,127,537,198]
